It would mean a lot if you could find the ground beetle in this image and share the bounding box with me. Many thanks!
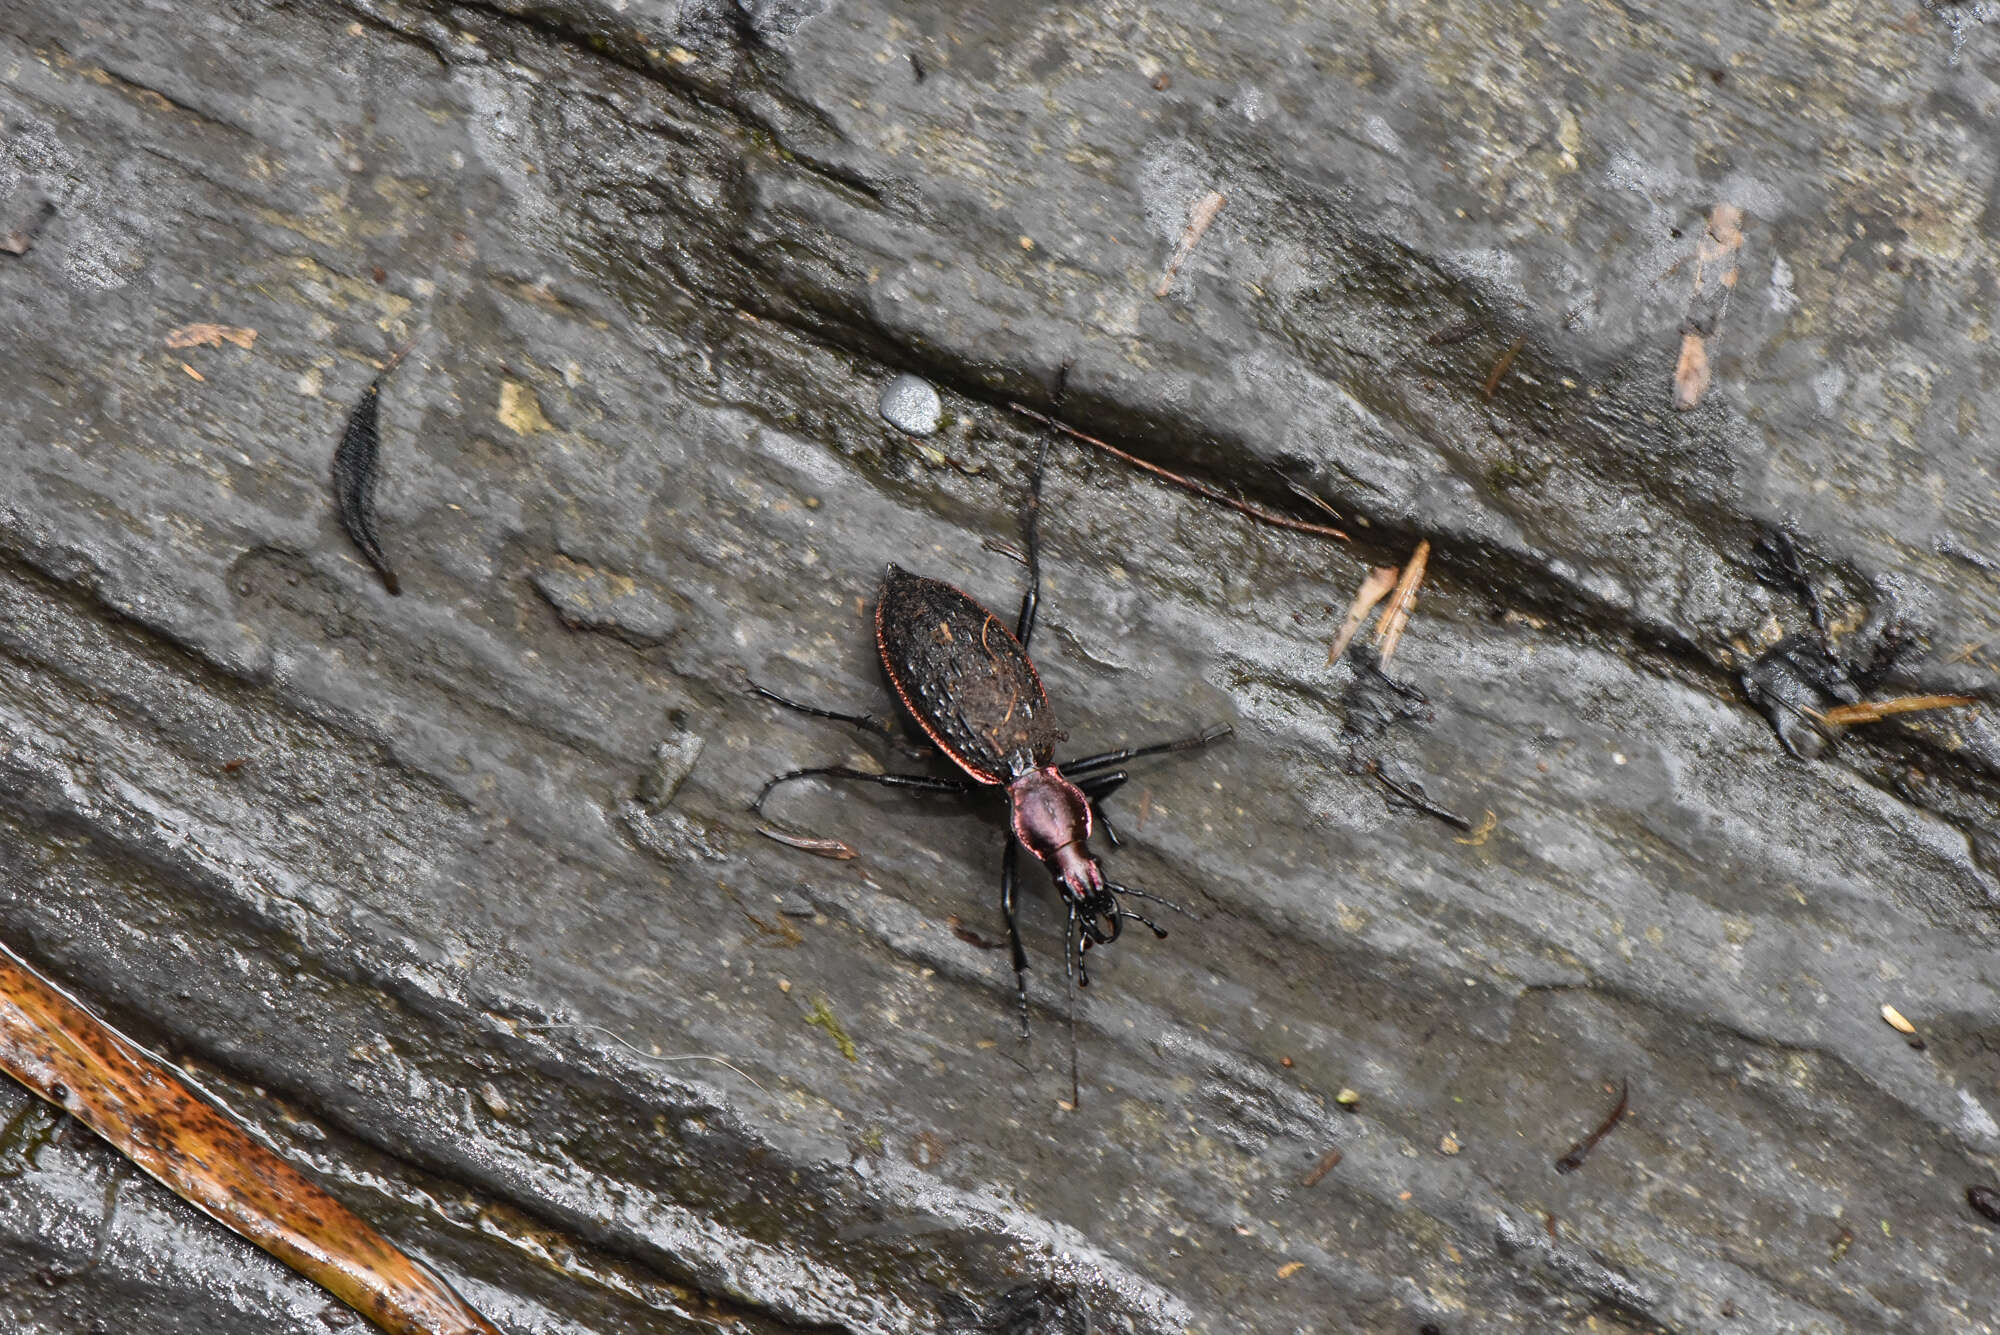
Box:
[752,436,1230,1103]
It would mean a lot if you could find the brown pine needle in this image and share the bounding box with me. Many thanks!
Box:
[1006,403,1348,541]
[1328,566,1400,664]
[0,940,502,1335]
[1374,540,1431,666]
[1155,190,1226,297]
[1482,335,1526,399]
[1812,695,1977,726]
[757,825,858,859]
[1300,1147,1343,1188]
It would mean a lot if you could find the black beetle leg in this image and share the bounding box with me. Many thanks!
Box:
[1000,836,1030,1039]
[1060,722,1233,782]
[1074,769,1128,848]
[746,679,910,748]
[752,765,976,813]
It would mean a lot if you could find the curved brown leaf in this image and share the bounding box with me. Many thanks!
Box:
[0,940,503,1335]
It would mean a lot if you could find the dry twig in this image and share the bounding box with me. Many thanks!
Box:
[1006,404,1348,541]
[1812,694,1976,726]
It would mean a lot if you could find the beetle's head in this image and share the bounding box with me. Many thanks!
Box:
[1008,768,1121,938]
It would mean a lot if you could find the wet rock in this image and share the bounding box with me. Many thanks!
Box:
[635,730,706,809]
[877,373,943,437]
[6,0,2000,1332]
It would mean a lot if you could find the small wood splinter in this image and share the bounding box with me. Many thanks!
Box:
[1300,1147,1343,1188]
[1373,540,1430,667]
[1155,190,1226,297]
[1328,540,1430,666]
[1328,567,1400,665]
[1482,335,1526,400]
[756,826,858,860]
[1811,695,1977,726]
[1881,1002,1927,1050]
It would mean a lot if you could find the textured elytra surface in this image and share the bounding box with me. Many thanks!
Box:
[6,1,2000,1333]
[874,565,1059,784]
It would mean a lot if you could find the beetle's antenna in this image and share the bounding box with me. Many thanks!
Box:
[1117,908,1168,939]
[1106,881,1197,921]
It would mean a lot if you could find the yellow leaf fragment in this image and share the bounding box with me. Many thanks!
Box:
[498,378,551,434]
[166,322,258,350]
[1672,331,1709,411]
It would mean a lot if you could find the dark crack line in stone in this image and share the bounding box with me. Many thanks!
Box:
[377,0,889,207]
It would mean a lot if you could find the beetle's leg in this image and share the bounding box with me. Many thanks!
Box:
[1015,431,1046,649]
[1015,363,1067,650]
[1063,901,1082,1108]
[752,765,976,813]
[1060,722,1233,781]
[1000,836,1031,1039]
[1074,769,1128,848]
[745,679,906,747]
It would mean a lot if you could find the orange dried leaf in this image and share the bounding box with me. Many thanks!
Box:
[0,941,502,1335]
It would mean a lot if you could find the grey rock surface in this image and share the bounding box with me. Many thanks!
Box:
[4,1,2000,1332]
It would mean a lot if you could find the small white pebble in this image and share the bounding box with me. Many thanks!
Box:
[878,373,942,436]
